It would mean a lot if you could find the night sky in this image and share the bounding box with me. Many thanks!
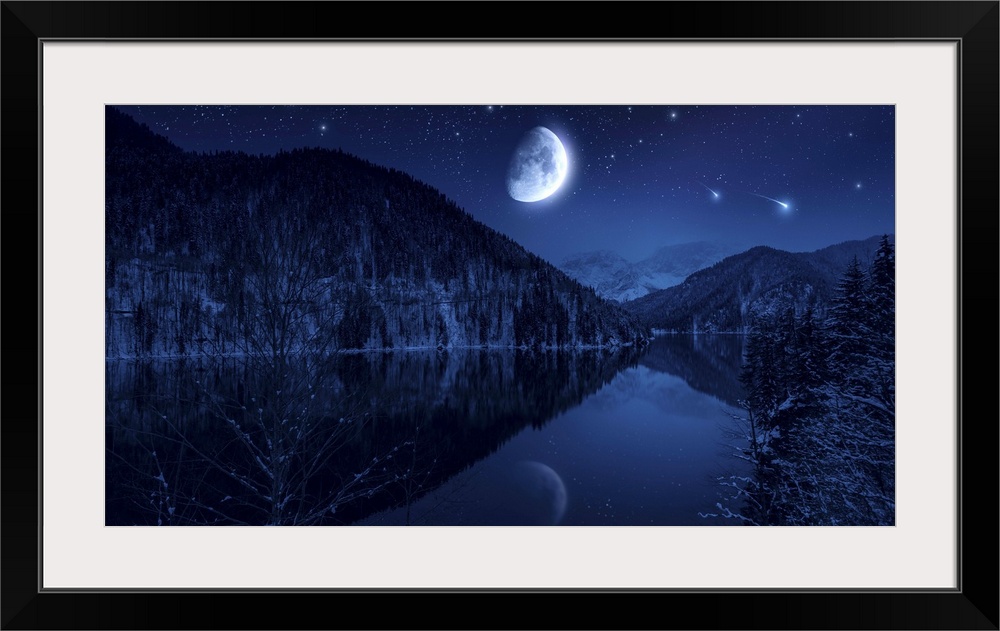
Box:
[116,105,894,265]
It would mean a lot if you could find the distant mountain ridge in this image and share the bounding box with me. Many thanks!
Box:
[560,241,742,303]
[623,236,893,333]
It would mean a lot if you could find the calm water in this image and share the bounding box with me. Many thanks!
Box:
[106,335,748,526]
[359,334,749,526]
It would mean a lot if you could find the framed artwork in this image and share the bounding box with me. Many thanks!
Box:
[5,2,997,628]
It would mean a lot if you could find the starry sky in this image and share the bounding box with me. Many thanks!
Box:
[116,105,894,265]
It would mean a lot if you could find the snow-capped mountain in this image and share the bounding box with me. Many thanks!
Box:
[560,241,742,303]
[558,250,645,303]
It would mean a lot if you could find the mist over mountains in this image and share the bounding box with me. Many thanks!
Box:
[559,241,743,303]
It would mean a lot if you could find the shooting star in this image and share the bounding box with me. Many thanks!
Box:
[698,182,720,199]
[749,192,790,210]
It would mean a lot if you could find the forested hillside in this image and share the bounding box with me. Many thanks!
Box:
[711,236,895,525]
[624,236,891,333]
[105,108,647,358]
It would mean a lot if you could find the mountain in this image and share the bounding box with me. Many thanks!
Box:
[560,241,741,303]
[635,241,745,291]
[559,250,644,303]
[105,108,648,358]
[623,236,892,333]
[105,107,182,155]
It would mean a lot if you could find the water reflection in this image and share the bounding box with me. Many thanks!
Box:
[108,337,748,526]
[357,335,750,526]
[106,347,641,525]
[639,333,745,406]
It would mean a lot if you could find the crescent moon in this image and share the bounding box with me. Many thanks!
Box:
[506,127,569,202]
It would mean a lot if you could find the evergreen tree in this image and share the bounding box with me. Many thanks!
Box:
[723,249,895,526]
[827,256,871,396]
[866,235,895,413]
[869,235,895,334]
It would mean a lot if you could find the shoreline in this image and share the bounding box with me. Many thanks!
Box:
[104,341,649,362]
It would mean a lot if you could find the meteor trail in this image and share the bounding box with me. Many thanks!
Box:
[749,192,789,209]
[698,182,720,198]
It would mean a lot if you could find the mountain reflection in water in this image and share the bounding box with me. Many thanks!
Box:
[107,336,747,526]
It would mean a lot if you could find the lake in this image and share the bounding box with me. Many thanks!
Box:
[106,335,750,526]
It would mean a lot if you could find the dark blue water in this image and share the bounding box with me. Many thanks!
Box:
[106,335,749,526]
[358,335,749,526]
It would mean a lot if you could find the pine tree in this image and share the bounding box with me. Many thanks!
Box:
[827,256,872,396]
[869,235,895,334]
[725,249,895,526]
[866,235,895,413]
[740,319,782,431]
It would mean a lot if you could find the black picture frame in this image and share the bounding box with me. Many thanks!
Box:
[4,2,997,629]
